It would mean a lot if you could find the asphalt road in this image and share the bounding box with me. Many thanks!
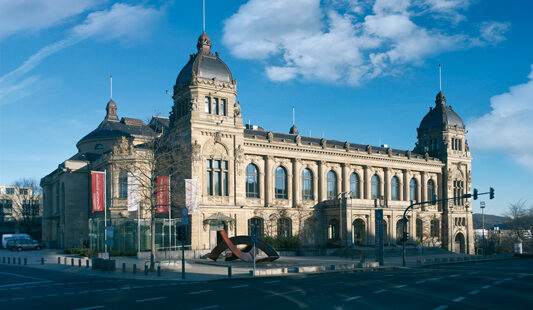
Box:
[1,258,531,310]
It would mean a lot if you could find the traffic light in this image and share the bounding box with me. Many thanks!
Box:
[178,225,187,241]
[402,231,409,242]
[473,188,478,200]
[489,187,495,200]
[431,193,437,205]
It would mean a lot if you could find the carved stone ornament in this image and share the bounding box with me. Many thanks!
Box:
[424,152,429,161]
[406,150,412,159]
[320,138,327,149]
[344,141,350,151]
[190,96,198,111]
[267,132,274,143]
[214,132,222,144]
[192,140,201,162]
[235,145,244,163]
[234,101,241,117]
[112,136,133,155]
[295,135,301,146]
[387,148,393,157]
[366,145,373,154]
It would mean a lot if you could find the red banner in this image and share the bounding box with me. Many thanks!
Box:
[156,176,169,213]
[91,171,105,212]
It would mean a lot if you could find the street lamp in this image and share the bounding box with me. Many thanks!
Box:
[480,201,486,256]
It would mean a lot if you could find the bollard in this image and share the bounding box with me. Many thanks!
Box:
[8,257,11,264]
[24,258,27,265]
[2,257,5,263]
[157,266,161,277]
[86,259,89,268]
[122,263,126,273]
[58,257,61,264]
[13,257,16,264]
[18,258,21,265]
[144,264,148,276]
[41,258,44,265]
[71,258,74,266]
[228,265,232,278]
[64,257,68,264]
[331,264,335,271]
[133,264,137,274]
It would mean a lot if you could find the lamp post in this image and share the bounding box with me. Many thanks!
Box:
[337,191,351,248]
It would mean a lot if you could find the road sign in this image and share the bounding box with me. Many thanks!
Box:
[181,217,189,225]
[480,201,486,207]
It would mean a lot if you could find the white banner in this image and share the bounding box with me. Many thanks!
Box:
[185,179,199,214]
[127,172,140,211]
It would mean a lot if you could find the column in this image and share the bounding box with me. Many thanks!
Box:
[342,163,350,194]
[318,161,326,202]
[292,159,300,207]
[287,163,293,207]
[384,169,390,201]
[264,156,273,206]
[403,170,409,201]
[364,166,371,200]
[421,172,427,202]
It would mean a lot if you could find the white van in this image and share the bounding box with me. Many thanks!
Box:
[2,234,31,248]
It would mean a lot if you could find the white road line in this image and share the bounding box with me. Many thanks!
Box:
[415,280,426,284]
[120,287,131,290]
[449,274,460,277]
[270,290,301,297]
[0,280,52,288]
[373,289,388,294]
[231,284,249,289]
[453,297,466,302]
[264,280,280,284]
[481,285,491,289]
[106,288,118,291]
[194,306,219,310]
[468,290,480,295]
[136,297,167,303]
[432,306,448,310]
[344,296,361,302]
[504,277,513,281]
[133,286,144,289]
[72,306,105,310]
[188,290,213,295]
[395,284,407,288]
[0,272,51,282]
[432,278,441,281]
[493,281,502,285]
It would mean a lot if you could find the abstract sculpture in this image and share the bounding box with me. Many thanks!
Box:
[208,230,280,263]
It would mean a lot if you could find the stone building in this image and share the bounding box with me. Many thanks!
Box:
[41,32,474,254]
[0,185,41,239]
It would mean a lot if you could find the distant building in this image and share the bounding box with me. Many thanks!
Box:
[0,185,41,239]
[41,32,475,254]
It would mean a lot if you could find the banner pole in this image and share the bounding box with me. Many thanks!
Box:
[169,175,172,255]
[104,169,108,256]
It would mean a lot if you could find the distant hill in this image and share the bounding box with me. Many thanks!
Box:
[472,213,508,229]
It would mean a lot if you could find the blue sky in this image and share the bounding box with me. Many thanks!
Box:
[1,0,532,216]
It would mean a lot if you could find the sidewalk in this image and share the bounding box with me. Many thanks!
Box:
[0,248,513,281]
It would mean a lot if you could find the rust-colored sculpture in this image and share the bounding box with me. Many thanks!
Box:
[208,230,280,263]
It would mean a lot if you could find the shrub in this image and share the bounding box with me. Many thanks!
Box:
[261,236,301,251]
[64,248,97,257]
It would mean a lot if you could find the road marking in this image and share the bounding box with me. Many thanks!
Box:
[493,281,502,285]
[231,284,249,289]
[0,272,51,282]
[0,280,53,288]
[12,297,26,301]
[133,286,144,289]
[10,287,22,290]
[194,306,219,310]
[344,296,361,302]
[449,274,460,277]
[64,292,75,295]
[136,297,167,303]
[504,277,513,281]
[415,280,426,284]
[453,297,465,302]
[188,290,213,295]
[432,306,448,310]
[324,281,344,286]
[481,285,491,289]
[29,296,42,299]
[432,277,441,281]
[73,306,105,310]
[92,289,104,293]
[106,288,118,291]
[120,287,131,290]
[395,284,407,288]
[468,290,480,295]
[373,289,388,294]
[270,290,301,297]
[264,280,280,284]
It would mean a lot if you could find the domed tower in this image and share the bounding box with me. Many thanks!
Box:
[165,32,245,238]
[415,91,474,254]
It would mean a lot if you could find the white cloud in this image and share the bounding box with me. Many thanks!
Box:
[0,3,163,105]
[468,65,533,171]
[0,0,105,41]
[222,0,508,85]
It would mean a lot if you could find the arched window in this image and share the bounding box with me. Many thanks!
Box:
[410,178,418,202]
[95,144,104,150]
[431,219,440,237]
[278,218,292,237]
[246,164,259,198]
[353,219,366,245]
[248,217,264,237]
[328,219,338,240]
[371,174,381,199]
[119,170,128,198]
[350,173,360,199]
[427,179,435,201]
[302,169,314,200]
[327,170,337,200]
[275,166,288,199]
[391,176,400,200]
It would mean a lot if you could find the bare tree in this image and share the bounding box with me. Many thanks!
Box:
[505,200,533,252]
[12,178,41,235]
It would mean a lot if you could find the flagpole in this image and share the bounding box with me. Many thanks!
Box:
[104,169,108,256]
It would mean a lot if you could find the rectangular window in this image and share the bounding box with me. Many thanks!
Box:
[222,160,228,170]
[207,171,213,196]
[205,97,211,113]
[6,188,14,195]
[223,171,228,196]
[214,160,220,169]
[206,159,228,197]
[220,99,226,116]
[1,199,13,215]
[19,188,28,195]
[213,98,219,115]
[214,171,221,196]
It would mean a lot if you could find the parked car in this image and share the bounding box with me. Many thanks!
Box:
[6,239,43,251]
[2,233,31,248]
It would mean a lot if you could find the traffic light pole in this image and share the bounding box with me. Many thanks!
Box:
[401,187,494,267]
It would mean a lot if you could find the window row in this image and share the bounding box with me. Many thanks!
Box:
[451,138,463,151]
[204,96,227,116]
[0,199,13,215]
[247,217,292,237]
